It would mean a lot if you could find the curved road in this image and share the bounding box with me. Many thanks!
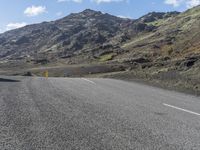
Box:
[0,76,200,149]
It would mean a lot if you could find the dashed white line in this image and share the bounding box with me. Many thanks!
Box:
[163,103,200,116]
[82,78,96,84]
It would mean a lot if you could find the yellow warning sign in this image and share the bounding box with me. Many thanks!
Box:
[44,70,49,78]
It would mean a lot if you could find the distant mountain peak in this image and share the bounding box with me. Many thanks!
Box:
[139,11,180,23]
[82,9,98,13]
[81,9,102,16]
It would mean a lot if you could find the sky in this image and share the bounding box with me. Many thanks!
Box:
[0,0,200,33]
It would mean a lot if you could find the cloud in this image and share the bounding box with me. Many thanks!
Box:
[164,0,182,7]
[117,15,131,19]
[186,0,200,7]
[164,0,200,8]
[6,22,27,31]
[24,5,47,17]
[57,0,82,3]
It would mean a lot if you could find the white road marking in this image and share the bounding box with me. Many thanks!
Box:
[163,103,200,116]
[82,78,96,84]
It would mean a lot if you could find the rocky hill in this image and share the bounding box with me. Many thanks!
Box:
[0,7,200,94]
[0,9,176,63]
[0,9,132,62]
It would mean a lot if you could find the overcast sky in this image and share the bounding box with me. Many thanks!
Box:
[0,0,199,33]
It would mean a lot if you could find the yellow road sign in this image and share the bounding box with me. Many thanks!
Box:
[44,70,49,78]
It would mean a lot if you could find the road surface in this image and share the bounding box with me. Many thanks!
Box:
[0,76,200,150]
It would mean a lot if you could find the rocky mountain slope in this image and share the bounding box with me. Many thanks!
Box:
[0,9,132,62]
[0,7,200,94]
[120,6,200,80]
[0,9,177,63]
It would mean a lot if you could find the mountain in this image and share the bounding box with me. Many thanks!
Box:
[0,9,176,63]
[122,6,200,71]
[0,9,132,62]
[0,7,200,94]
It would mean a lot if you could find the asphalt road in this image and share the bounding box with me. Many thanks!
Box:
[0,76,200,150]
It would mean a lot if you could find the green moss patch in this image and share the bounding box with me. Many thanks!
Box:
[99,53,116,62]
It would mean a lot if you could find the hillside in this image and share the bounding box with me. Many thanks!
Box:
[0,9,177,63]
[0,7,200,94]
[0,9,133,63]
